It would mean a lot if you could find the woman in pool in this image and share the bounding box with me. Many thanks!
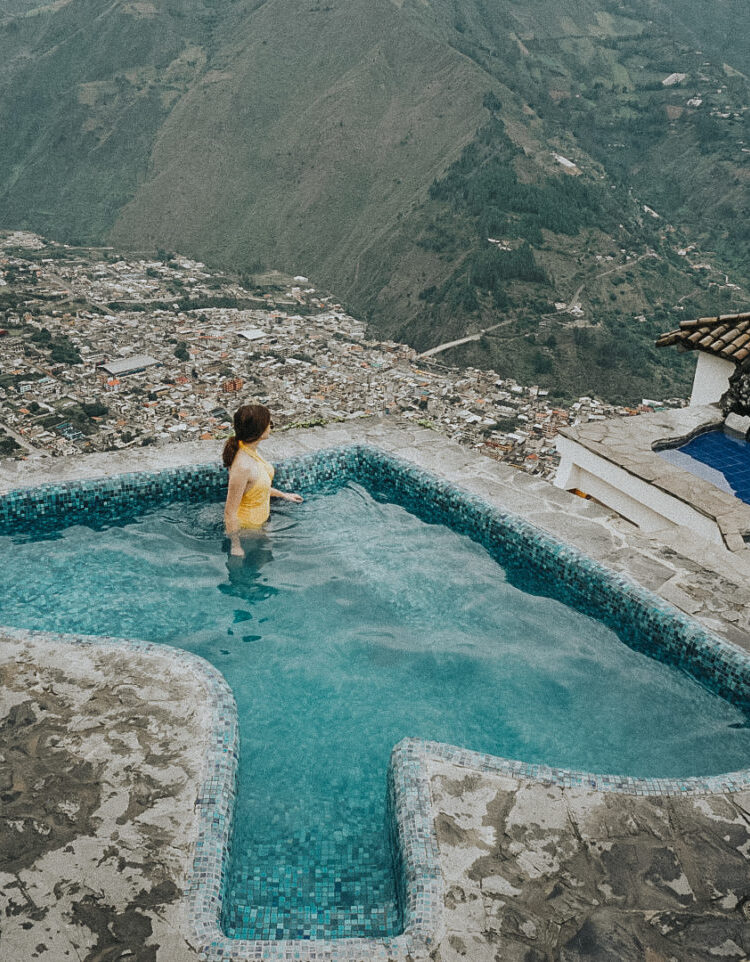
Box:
[223,404,303,556]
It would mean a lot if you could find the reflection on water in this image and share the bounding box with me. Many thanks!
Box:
[219,534,278,604]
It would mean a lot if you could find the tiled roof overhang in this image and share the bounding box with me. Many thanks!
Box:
[656,312,750,363]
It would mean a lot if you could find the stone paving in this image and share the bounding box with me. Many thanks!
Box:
[558,405,750,556]
[1,421,749,961]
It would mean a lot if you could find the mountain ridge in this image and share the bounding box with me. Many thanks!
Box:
[0,0,748,401]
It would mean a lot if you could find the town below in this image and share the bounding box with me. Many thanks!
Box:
[0,230,686,479]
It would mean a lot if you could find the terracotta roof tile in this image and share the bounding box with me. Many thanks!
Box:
[656,311,750,363]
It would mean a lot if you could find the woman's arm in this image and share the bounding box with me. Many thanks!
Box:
[270,488,303,503]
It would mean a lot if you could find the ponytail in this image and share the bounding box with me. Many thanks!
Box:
[222,436,240,468]
[224,404,271,467]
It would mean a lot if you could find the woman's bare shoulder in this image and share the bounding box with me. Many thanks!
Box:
[232,450,260,479]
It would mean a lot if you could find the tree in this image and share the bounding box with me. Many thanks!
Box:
[81,400,109,417]
[50,340,82,364]
[721,359,750,425]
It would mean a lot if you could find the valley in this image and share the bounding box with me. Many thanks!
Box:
[0,0,747,401]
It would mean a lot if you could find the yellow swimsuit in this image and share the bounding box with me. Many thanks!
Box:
[236,442,275,528]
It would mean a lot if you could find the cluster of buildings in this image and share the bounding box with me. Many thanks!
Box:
[660,66,748,131]
[0,231,682,478]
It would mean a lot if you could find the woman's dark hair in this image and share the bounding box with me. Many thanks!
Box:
[222,404,272,467]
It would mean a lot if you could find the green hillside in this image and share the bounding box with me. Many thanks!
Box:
[0,0,747,401]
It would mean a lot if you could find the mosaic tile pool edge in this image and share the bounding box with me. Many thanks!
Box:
[349,444,750,716]
[2,443,750,962]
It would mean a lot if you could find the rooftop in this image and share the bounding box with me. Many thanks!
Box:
[657,311,750,362]
[99,354,161,376]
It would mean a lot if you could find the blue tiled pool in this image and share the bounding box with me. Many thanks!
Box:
[658,428,750,504]
[2,445,750,962]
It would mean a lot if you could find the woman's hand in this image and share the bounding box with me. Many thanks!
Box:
[270,488,303,503]
[227,530,245,557]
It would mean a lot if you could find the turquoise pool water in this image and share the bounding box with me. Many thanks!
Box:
[3,480,750,940]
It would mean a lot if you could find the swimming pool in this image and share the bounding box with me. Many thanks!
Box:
[2,444,750,961]
[657,427,750,505]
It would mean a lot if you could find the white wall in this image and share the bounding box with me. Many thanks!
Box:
[554,436,724,544]
[690,352,734,406]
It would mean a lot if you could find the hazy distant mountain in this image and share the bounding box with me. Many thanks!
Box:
[0,0,748,401]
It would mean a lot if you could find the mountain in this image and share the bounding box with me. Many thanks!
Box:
[0,0,748,402]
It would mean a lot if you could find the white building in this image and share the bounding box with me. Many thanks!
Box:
[655,311,750,405]
[554,312,750,556]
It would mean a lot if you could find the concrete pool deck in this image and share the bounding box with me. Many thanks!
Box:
[556,405,750,556]
[1,420,750,960]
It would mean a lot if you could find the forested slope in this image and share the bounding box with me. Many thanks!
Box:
[0,0,747,400]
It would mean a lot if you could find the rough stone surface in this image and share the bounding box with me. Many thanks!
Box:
[722,358,750,422]
[429,760,750,962]
[0,635,207,962]
[559,405,750,563]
